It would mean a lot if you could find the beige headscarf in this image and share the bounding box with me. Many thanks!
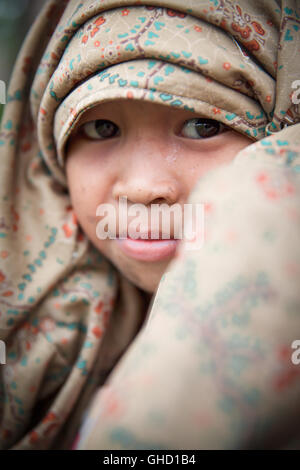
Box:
[1,0,300,450]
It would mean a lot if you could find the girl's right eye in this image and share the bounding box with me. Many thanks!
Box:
[80,119,120,140]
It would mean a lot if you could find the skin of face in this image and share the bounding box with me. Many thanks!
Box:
[65,99,253,294]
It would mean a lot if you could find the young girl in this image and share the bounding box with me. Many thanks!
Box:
[0,0,300,450]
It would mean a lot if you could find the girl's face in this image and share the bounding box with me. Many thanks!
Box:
[66,99,253,294]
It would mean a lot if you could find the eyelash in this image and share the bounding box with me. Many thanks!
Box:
[79,118,228,141]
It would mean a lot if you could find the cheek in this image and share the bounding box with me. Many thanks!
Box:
[208,134,253,165]
[66,156,109,231]
[177,134,253,193]
[228,133,254,155]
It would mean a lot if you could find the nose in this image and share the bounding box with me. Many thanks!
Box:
[112,137,181,207]
[113,178,178,206]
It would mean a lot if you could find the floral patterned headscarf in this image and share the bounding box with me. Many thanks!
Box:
[1,0,300,450]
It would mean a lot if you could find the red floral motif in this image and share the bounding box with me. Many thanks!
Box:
[93,16,105,27]
[94,300,103,314]
[22,56,32,75]
[223,62,231,70]
[220,18,227,30]
[166,8,186,18]
[82,16,106,44]
[42,411,57,424]
[29,431,39,444]
[244,39,260,52]
[273,345,300,392]
[251,21,265,35]
[232,23,252,39]
[194,25,202,32]
[92,325,103,338]
[229,4,265,52]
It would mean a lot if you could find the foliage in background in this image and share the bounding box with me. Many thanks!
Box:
[0,0,47,126]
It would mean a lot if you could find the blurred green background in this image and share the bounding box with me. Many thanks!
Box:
[0,0,47,123]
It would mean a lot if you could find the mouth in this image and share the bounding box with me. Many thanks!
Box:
[115,233,179,262]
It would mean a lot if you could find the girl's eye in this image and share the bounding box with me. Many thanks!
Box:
[181,118,227,139]
[81,119,120,140]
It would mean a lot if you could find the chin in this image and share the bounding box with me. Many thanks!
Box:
[106,240,174,294]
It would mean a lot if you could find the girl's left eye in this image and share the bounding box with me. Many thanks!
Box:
[80,119,120,140]
[181,118,228,139]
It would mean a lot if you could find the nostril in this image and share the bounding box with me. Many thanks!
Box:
[152,198,165,205]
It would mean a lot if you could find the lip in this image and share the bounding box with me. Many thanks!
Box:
[115,237,179,262]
